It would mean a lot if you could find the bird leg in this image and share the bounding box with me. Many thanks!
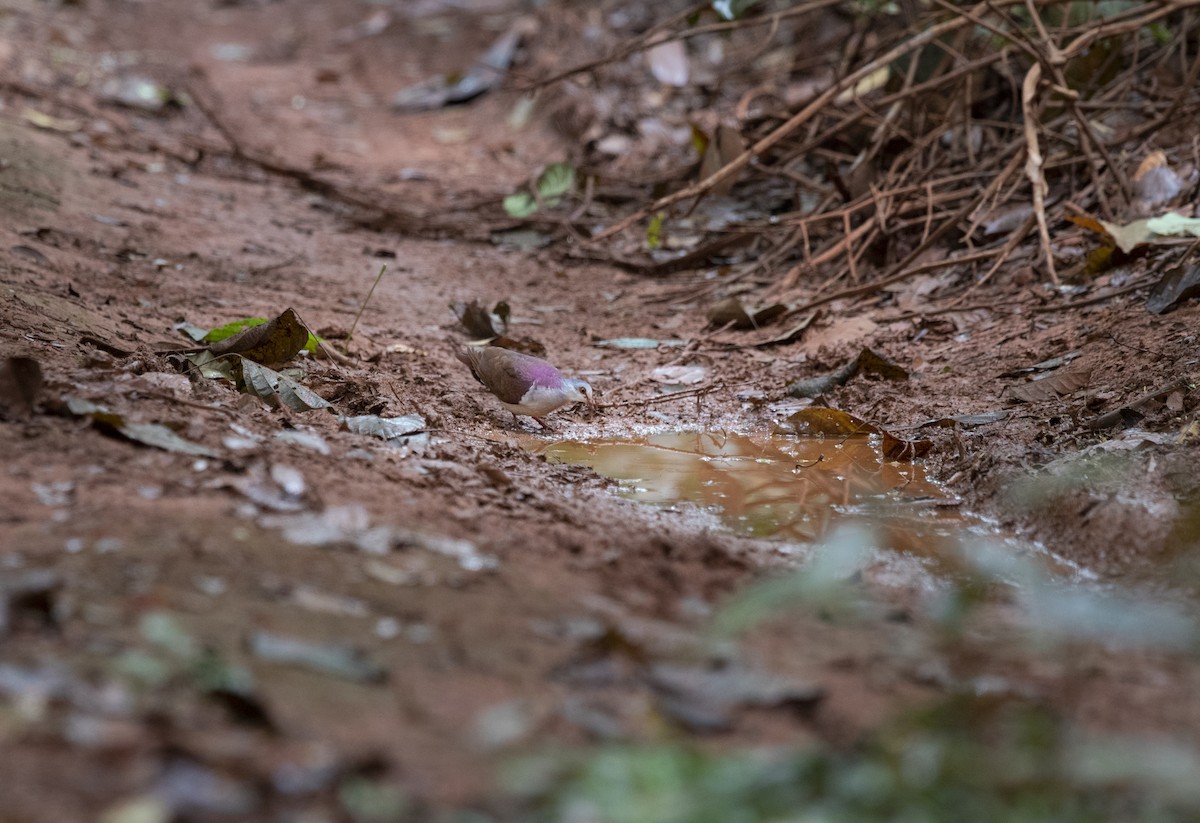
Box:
[533,416,550,429]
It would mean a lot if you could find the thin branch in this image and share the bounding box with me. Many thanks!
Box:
[521,1,843,92]
[590,6,986,242]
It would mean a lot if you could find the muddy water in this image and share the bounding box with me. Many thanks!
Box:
[528,431,967,554]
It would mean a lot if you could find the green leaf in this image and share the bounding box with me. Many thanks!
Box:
[191,649,256,695]
[503,191,538,218]
[338,777,409,822]
[536,163,575,199]
[207,308,309,365]
[203,317,267,344]
[713,525,874,635]
[1099,211,1200,254]
[646,213,665,250]
[140,611,197,659]
[199,314,321,355]
[249,631,387,683]
[113,649,172,687]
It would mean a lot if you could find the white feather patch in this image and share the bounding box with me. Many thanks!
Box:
[501,383,572,416]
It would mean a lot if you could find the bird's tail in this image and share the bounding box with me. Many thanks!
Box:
[454,344,485,385]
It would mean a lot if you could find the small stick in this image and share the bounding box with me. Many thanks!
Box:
[602,382,722,410]
[349,264,388,342]
[944,211,1037,307]
[590,7,982,242]
[288,308,352,367]
[1021,63,1058,284]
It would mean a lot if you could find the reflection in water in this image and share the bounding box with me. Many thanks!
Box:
[531,431,961,549]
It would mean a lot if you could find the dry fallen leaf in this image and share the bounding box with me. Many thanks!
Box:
[912,410,1009,429]
[393,19,530,111]
[646,38,689,88]
[0,356,43,420]
[698,124,744,196]
[782,407,878,437]
[1074,211,1200,254]
[235,359,331,412]
[856,348,908,381]
[1132,150,1185,215]
[1146,264,1200,315]
[786,348,907,398]
[779,408,931,461]
[22,108,81,132]
[707,296,785,330]
[650,364,708,385]
[61,398,218,457]
[452,299,509,339]
[1083,378,1187,431]
[209,308,310,365]
[490,335,546,357]
[1007,368,1092,403]
[881,431,932,461]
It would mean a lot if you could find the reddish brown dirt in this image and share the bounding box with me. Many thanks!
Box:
[2,2,1199,821]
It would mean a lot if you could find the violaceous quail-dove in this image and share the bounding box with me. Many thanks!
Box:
[456,345,595,428]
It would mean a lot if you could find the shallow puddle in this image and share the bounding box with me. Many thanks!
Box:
[528,431,967,552]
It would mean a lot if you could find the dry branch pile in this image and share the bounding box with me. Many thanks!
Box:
[530,0,1200,311]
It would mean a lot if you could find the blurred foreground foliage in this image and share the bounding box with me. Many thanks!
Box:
[502,517,1200,823]
[511,692,1200,823]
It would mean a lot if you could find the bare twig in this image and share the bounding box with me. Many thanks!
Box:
[946,211,1037,306]
[786,248,999,314]
[1021,63,1058,283]
[590,6,985,242]
[521,1,842,91]
[601,382,724,410]
[349,264,388,342]
[1032,277,1153,313]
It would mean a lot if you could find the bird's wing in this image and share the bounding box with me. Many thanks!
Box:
[476,347,535,405]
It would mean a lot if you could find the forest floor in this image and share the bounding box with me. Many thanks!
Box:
[2,1,1199,822]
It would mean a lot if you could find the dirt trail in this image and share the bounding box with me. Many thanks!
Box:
[2,1,1199,820]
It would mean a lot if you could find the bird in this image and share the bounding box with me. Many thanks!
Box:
[456,345,595,428]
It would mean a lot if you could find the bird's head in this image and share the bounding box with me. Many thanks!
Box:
[564,378,596,410]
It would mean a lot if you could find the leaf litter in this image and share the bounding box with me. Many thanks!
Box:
[247,631,386,685]
[0,356,44,420]
[778,407,932,461]
[1147,263,1200,314]
[452,299,510,339]
[392,18,533,112]
[204,308,314,363]
[787,347,908,399]
[59,398,218,458]
[503,162,576,219]
[706,296,786,330]
[7,3,1200,820]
